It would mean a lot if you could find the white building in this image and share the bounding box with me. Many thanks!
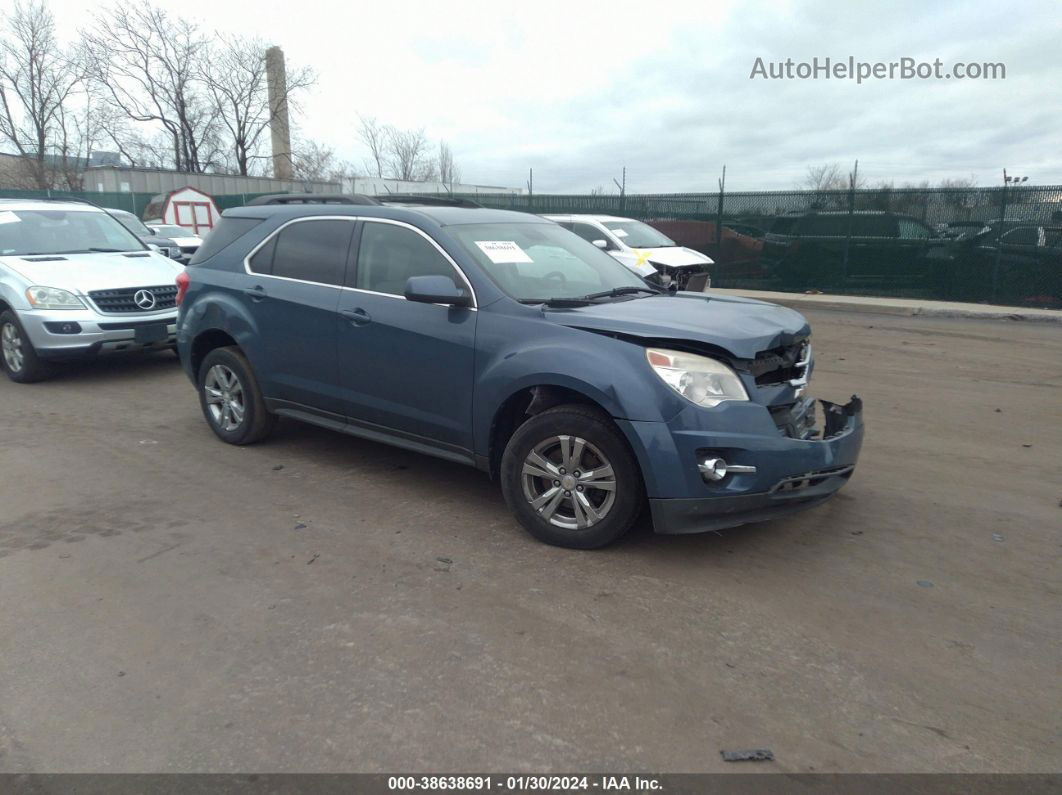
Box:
[341,176,522,197]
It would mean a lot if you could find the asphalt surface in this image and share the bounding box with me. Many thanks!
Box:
[0,310,1059,773]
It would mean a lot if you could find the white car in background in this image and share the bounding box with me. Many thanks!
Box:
[0,199,183,382]
[146,222,204,262]
[543,214,713,290]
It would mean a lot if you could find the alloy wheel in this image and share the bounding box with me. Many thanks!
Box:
[521,434,617,530]
[204,364,246,432]
[1,322,24,373]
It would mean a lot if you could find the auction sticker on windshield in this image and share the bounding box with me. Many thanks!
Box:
[475,240,533,264]
[0,211,21,225]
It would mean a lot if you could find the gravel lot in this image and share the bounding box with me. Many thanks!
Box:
[0,309,1059,773]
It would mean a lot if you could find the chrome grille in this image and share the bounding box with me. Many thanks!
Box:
[88,285,178,314]
[750,339,811,387]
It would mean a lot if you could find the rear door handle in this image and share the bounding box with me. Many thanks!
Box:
[243,285,267,302]
[340,307,371,326]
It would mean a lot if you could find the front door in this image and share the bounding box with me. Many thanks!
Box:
[337,220,477,453]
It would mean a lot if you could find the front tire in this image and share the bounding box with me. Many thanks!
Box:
[0,310,53,383]
[197,346,276,445]
[500,404,644,549]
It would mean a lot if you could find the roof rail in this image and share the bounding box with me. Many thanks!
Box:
[244,193,379,206]
[374,195,482,209]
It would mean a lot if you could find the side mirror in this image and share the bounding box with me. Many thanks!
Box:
[404,275,472,307]
[592,239,609,249]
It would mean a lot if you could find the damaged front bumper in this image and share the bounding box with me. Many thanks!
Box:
[617,395,864,535]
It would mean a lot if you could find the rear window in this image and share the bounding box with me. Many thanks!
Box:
[188,216,264,265]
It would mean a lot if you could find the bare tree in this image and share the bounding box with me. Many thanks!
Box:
[437,140,458,187]
[358,115,387,178]
[83,4,221,173]
[938,176,976,210]
[291,137,338,183]
[201,35,314,176]
[0,0,87,188]
[385,126,434,181]
[803,163,846,192]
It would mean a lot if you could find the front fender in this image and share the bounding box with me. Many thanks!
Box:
[0,275,29,311]
[472,309,684,457]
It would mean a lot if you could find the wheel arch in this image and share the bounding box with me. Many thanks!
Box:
[486,383,632,482]
[189,328,240,381]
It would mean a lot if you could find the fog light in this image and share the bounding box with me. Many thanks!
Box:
[699,457,757,482]
[699,457,728,481]
[44,321,82,334]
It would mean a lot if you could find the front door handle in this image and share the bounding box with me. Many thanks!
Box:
[340,307,372,326]
[243,285,267,302]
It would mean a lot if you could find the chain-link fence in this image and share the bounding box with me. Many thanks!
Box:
[0,188,285,215]
[457,186,1062,308]
[3,184,1059,307]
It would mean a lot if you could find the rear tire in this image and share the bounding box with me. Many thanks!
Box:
[500,403,644,549]
[0,310,53,383]
[197,346,276,445]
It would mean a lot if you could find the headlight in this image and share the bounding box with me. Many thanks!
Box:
[646,347,749,408]
[25,286,85,310]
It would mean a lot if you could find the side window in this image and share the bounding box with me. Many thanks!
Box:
[1000,227,1039,246]
[248,236,277,274]
[571,223,610,248]
[897,218,930,240]
[355,222,461,296]
[267,219,353,285]
[846,215,894,237]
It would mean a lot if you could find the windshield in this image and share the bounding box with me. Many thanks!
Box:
[151,225,193,237]
[602,220,675,248]
[0,208,146,256]
[112,211,151,236]
[448,222,647,302]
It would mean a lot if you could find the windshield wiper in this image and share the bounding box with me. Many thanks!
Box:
[579,286,663,301]
[517,297,593,307]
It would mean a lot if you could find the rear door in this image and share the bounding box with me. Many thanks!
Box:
[336,219,477,454]
[239,217,355,414]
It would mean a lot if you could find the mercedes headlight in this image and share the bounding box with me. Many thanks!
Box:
[25,286,85,310]
[646,347,749,408]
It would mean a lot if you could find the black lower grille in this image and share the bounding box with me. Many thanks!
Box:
[88,285,178,314]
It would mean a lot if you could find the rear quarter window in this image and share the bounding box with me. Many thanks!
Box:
[188,216,264,265]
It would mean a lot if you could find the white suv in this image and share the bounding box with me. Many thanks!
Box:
[543,214,713,290]
[0,199,184,383]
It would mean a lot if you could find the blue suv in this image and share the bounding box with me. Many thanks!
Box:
[176,196,863,548]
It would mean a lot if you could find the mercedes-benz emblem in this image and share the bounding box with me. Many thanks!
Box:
[133,289,157,310]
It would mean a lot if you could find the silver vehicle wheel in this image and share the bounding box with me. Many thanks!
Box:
[203,364,246,432]
[521,434,617,530]
[1,321,24,373]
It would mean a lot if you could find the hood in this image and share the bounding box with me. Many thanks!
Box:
[168,236,201,247]
[2,251,184,293]
[639,246,713,268]
[140,235,179,248]
[544,292,809,359]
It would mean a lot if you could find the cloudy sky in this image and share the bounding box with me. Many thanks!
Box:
[48,0,1062,192]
